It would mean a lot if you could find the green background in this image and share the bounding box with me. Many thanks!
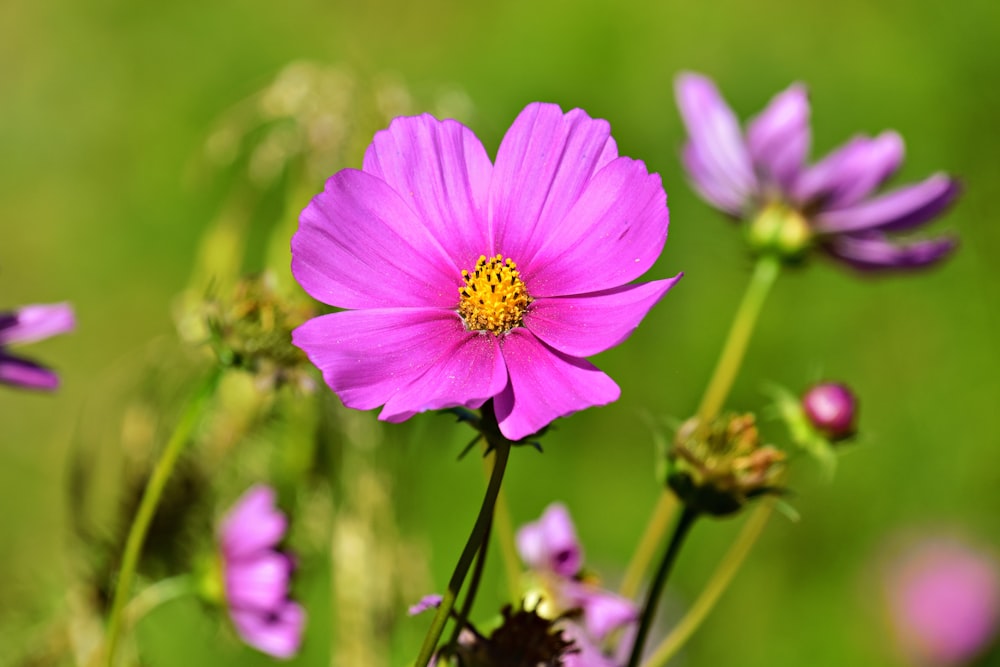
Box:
[3,0,999,665]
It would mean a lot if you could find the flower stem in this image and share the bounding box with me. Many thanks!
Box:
[102,370,218,667]
[621,254,780,604]
[493,487,523,604]
[626,506,699,667]
[640,500,774,667]
[123,575,195,630]
[448,514,491,648]
[695,253,781,425]
[414,438,512,667]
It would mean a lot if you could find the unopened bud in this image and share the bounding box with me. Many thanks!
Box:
[802,382,857,441]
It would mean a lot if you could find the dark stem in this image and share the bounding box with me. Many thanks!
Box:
[626,506,700,667]
[413,436,511,667]
[447,513,492,649]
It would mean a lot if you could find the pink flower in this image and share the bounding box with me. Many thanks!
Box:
[518,503,637,663]
[0,302,74,391]
[292,103,679,441]
[219,486,305,659]
[885,537,1000,665]
[675,73,958,271]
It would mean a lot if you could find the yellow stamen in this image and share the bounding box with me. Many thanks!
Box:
[458,254,532,334]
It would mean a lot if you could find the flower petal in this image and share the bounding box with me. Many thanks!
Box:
[564,582,638,641]
[792,132,904,209]
[292,169,460,310]
[220,486,288,560]
[675,72,757,209]
[379,325,506,422]
[522,158,669,297]
[362,114,492,270]
[225,552,293,611]
[823,232,956,271]
[747,83,810,192]
[525,277,681,358]
[814,173,959,234]
[493,331,619,441]
[489,103,619,265]
[516,503,583,578]
[682,143,747,216]
[230,600,305,660]
[0,303,75,346]
[293,308,503,419]
[0,354,59,391]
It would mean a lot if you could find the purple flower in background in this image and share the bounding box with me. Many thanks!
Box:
[518,503,637,664]
[885,537,1000,665]
[675,72,958,271]
[292,102,679,441]
[0,302,74,391]
[219,485,305,659]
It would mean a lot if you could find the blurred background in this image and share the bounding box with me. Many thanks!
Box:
[2,0,999,665]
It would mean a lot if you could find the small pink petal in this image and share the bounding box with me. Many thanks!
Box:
[220,486,287,559]
[225,552,293,611]
[230,601,305,660]
[516,503,583,578]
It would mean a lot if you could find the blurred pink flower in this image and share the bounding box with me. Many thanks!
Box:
[292,103,679,441]
[219,485,305,659]
[675,72,958,271]
[885,537,1000,665]
[0,302,74,391]
[518,503,637,664]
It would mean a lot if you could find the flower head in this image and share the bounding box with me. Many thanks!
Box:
[292,103,679,441]
[675,72,958,271]
[884,537,1000,665]
[0,302,74,391]
[219,485,305,659]
[668,413,785,516]
[517,503,637,664]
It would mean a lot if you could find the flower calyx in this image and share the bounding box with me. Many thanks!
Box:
[746,202,813,262]
[667,413,786,517]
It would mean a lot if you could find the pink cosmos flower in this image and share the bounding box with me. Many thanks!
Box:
[219,485,305,659]
[675,72,958,271]
[0,302,74,391]
[292,103,680,441]
[518,503,638,665]
[885,537,1000,665]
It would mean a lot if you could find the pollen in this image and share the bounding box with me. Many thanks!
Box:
[458,254,532,334]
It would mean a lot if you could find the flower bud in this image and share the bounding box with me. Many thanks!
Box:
[667,413,785,517]
[802,382,857,441]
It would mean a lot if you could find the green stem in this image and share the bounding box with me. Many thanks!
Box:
[626,507,699,667]
[621,254,780,603]
[123,575,195,630]
[695,254,781,425]
[494,486,523,604]
[103,370,218,667]
[414,438,511,667]
[641,501,774,667]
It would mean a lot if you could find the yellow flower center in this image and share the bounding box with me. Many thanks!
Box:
[458,254,532,334]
